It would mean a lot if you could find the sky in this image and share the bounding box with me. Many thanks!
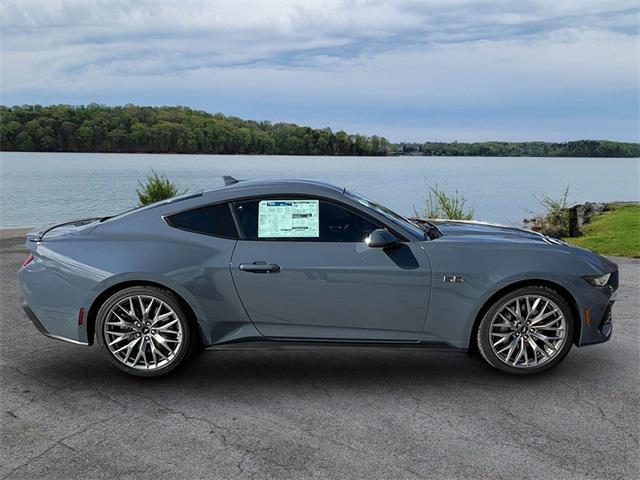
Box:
[1,0,639,142]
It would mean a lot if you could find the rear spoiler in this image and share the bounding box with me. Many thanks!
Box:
[223,175,247,186]
[27,217,102,242]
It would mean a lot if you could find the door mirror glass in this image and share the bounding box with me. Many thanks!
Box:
[366,228,398,248]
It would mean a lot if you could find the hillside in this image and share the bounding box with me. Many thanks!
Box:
[1,105,638,157]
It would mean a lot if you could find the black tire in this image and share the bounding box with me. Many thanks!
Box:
[477,286,574,375]
[96,285,196,377]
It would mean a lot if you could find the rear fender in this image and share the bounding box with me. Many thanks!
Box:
[82,272,209,344]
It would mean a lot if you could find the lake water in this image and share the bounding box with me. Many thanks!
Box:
[0,152,638,229]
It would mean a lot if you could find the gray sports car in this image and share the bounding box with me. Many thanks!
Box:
[18,179,618,377]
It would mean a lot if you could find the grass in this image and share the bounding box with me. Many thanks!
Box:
[564,203,640,258]
[534,185,570,237]
[413,184,474,220]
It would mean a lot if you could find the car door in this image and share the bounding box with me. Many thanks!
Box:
[229,196,431,341]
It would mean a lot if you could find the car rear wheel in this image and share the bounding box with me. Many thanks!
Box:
[96,286,195,377]
[477,286,574,375]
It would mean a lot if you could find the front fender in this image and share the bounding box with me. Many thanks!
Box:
[421,242,591,349]
[459,271,583,349]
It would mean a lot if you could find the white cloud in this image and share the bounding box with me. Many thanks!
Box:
[1,0,638,141]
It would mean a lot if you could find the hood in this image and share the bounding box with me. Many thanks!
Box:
[429,219,563,245]
[428,219,617,274]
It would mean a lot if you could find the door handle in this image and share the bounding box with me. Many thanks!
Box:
[239,262,281,274]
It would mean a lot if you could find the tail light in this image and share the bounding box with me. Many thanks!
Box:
[23,254,34,267]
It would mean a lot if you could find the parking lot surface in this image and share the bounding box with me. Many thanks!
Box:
[1,230,638,479]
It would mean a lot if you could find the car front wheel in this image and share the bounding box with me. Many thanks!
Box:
[96,286,195,377]
[477,286,574,375]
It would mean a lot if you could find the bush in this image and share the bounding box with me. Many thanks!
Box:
[528,186,571,237]
[136,170,184,206]
[414,184,474,220]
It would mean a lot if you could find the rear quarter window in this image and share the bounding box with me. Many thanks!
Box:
[166,203,238,239]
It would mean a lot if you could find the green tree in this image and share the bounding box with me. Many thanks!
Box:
[1,104,637,157]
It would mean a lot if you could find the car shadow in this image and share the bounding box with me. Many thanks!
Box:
[26,345,583,396]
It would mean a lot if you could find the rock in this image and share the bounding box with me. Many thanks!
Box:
[525,202,610,238]
[578,202,608,227]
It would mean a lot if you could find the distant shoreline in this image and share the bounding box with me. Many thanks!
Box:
[2,151,639,159]
[2,105,639,158]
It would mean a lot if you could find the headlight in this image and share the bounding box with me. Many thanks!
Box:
[584,273,611,287]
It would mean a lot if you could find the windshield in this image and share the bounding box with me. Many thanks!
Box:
[344,190,425,239]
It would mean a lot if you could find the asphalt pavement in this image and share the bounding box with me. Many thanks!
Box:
[1,230,638,479]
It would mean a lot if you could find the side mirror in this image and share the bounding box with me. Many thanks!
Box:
[366,228,399,248]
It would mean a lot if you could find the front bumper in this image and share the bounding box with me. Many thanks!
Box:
[578,270,618,346]
[21,300,88,346]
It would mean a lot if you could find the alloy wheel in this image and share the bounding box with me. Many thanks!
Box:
[103,295,183,370]
[489,294,567,368]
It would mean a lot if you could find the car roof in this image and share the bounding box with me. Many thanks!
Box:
[202,179,345,201]
[99,178,423,241]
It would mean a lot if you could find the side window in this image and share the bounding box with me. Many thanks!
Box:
[319,201,379,242]
[167,203,238,239]
[233,199,380,242]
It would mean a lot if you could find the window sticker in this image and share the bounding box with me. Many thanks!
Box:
[258,200,319,238]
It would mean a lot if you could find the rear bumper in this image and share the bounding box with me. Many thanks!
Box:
[18,252,92,345]
[21,300,88,346]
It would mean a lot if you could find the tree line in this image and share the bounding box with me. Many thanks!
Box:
[396,140,639,158]
[0,104,392,156]
[1,104,638,157]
